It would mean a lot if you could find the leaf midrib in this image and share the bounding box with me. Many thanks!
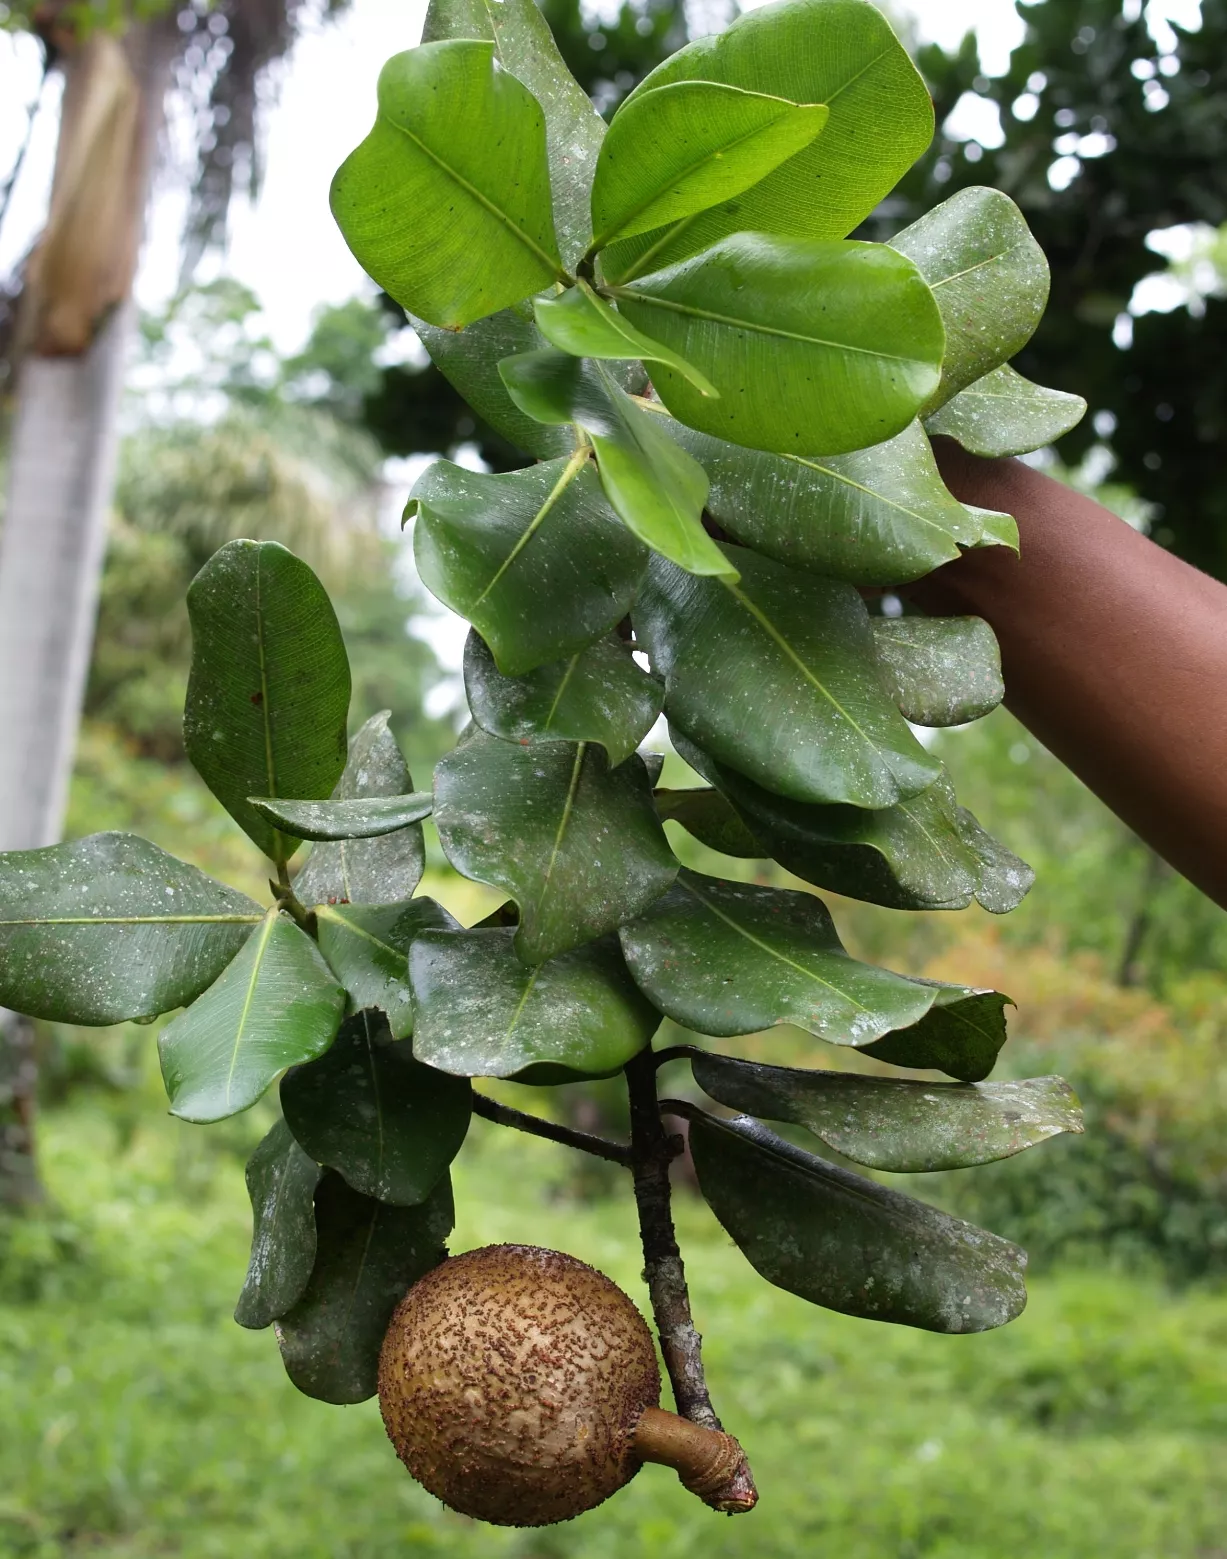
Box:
[472,447,589,607]
[224,910,279,1111]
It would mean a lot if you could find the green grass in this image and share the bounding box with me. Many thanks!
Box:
[3,1097,1225,1559]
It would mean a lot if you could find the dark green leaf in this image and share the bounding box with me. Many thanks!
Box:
[0,833,261,1025]
[690,1052,1081,1171]
[281,1010,471,1204]
[600,0,933,283]
[433,728,677,964]
[463,629,662,768]
[409,452,648,676]
[158,909,345,1123]
[689,1110,1027,1333]
[330,40,562,329]
[184,540,351,862]
[250,794,432,842]
[534,281,717,398]
[871,616,1003,728]
[614,236,944,456]
[410,927,658,1078]
[925,364,1087,457]
[889,187,1049,412]
[294,713,426,908]
[276,1170,453,1404]
[636,548,940,808]
[498,351,734,580]
[654,788,762,858]
[862,984,1011,1082]
[314,899,458,1039]
[234,1118,322,1330]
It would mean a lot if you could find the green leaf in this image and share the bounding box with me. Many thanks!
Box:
[689,1053,1081,1171]
[965,502,1020,552]
[600,0,933,284]
[925,364,1087,457]
[250,794,432,842]
[463,629,662,768]
[636,548,940,808]
[620,870,993,1051]
[330,40,562,330]
[673,729,1033,915]
[498,351,734,580]
[409,451,648,677]
[615,236,944,457]
[534,281,718,398]
[688,1111,1027,1333]
[889,187,1049,412]
[314,899,458,1039]
[234,1118,322,1331]
[862,984,1013,1083]
[591,80,828,250]
[281,1010,471,1204]
[183,540,351,863]
[0,833,261,1025]
[654,788,762,859]
[158,908,345,1124]
[276,1170,453,1404]
[409,927,658,1079]
[871,616,1003,728]
[432,728,677,964]
[294,714,426,908]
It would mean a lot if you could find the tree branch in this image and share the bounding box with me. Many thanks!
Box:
[471,1092,632,1167]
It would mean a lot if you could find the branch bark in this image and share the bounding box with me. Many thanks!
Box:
[471,1091,632,1166]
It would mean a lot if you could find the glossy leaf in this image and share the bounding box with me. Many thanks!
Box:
[498,351,734,580]
[673,729,1033,915]
[889,187,1049,412]
[432,728,677,964]
[871,616,1003,728]
[330,40,562,329]
[965,502,1021,553]
[600,0,933,284]
[314,899,459,1039]
[590,80,828,250]
[620,871,997,1050]
[463,629,662,768]
[410,452,648,676]
[250,793,432,842]
[925,363,1087,457]
[234,1118,322,1330]
[0,833,261,1025]
[410,927,658,1079]
[615,235,945,457]
[534,281,717,397]
[184,540,351,862]
[294,713,426,908]
[636,548,940,808]
[861,984,1012,1082]
[690,1052,1081,1171]
[158,908,345,1124]
[689,1110,1028,1333]
[654,788,762,858]
[281,1010,471,1204]
[276,1170,453,1404]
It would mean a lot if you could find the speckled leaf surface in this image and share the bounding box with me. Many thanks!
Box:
[0,833,261,1025]
[251,793,432,842]
[889,187,1049,412]
[599,0,933,283]
[620,871,991,1049]
[689,1111,1028,1333]
[314,898,458,1039]
[410,453,648,676]
[410,927,658,1079]
[863,983,1012,1082]
[614,236,944,457]
[276,1170,453,1404]
[690,1053,1082,1170]
[534,281,717,397]
[654,788,762,858]
[294,714,426,909]
[871,616,1003,728]
[281,1010,471,1205]
[636,548,940,808]
[463,629,662,768]
[925,363,1086,457]
[234,1119,322,1330]
[158,909,345,1123]
[432,729,677,964]
[183,540,351,862]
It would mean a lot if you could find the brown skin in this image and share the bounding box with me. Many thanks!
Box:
[909,441,1227,911]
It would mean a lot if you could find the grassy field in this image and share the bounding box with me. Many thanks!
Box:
[3,1087,1225,1559]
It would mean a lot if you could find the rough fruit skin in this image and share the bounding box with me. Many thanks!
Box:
[378,1243,661,1527]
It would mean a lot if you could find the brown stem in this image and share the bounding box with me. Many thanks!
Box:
[633,1406,757,1514]
[471,1092,632,1167]
[623,1048,757,1513]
